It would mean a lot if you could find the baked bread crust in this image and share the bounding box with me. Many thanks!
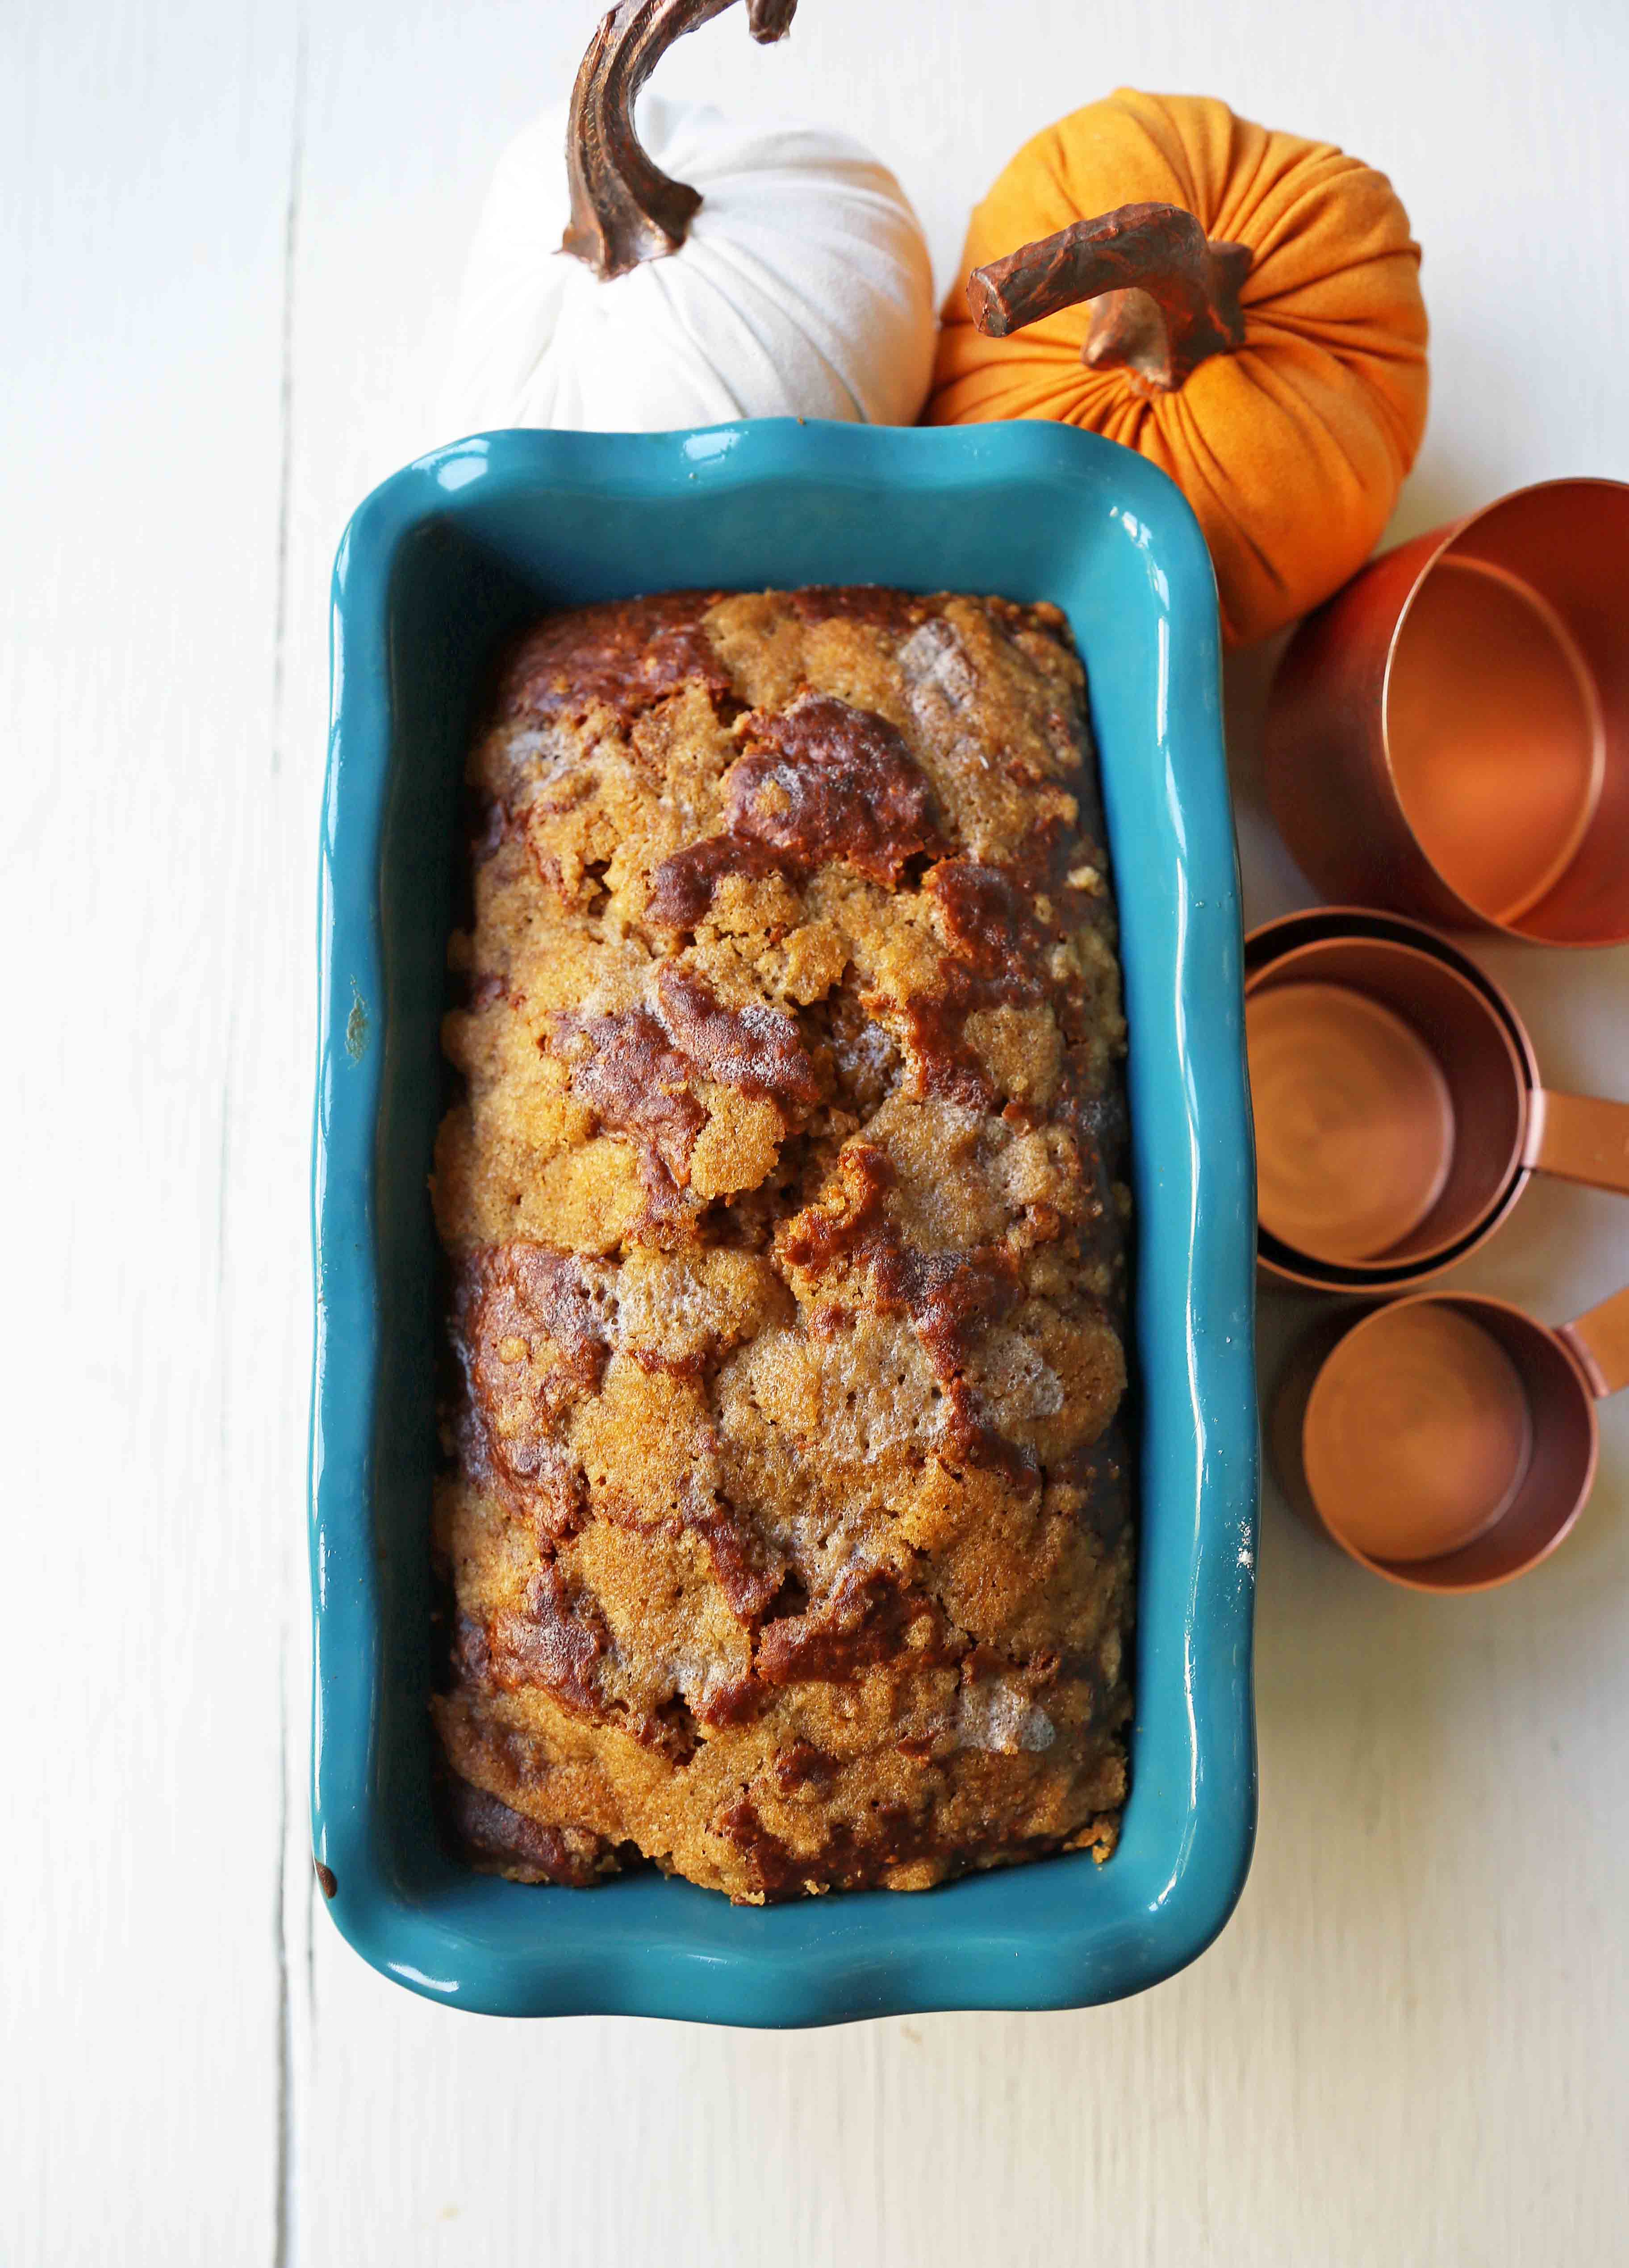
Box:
[431,586,1133,1903]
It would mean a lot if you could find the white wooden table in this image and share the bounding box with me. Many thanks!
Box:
[5,1,1627,2260]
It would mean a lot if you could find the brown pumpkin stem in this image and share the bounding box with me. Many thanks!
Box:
[562,0,798,280]
[967,202,1252,396]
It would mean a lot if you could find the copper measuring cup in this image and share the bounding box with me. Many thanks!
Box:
[1264,478,1629,946]
[1245,908,1629,1290]
[1270,1285,1629,1590]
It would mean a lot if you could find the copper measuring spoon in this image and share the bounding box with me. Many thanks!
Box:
[1265,478,1629,947]
[1245,910,1629,1291]
[1270,1285,1629,1591]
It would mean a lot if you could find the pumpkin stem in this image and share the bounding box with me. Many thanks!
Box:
[967,202,1251,396]
[562,0,798,280]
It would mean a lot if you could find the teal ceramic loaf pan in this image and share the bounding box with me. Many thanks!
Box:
[310,418,1257,2025]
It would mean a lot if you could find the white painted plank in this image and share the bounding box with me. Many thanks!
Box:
[289,0,1629,2253]
[284,2,1629,2263]
[283,0,1629,2261]
[0,1,300,2262]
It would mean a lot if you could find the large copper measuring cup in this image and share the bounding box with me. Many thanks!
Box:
[1265,478,1629,946]
[1246,909,1629,1290]
[1270,1285,1629,1590]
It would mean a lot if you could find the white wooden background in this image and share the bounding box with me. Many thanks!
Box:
[4,0,1627,2260]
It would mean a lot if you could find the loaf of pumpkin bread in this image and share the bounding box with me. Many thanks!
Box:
[430,585,1133,1903]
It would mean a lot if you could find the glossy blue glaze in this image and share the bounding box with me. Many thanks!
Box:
[311,419,1257,2025]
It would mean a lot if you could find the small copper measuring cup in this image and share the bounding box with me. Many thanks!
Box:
[1270,1285,1629,1590]
[1264,478,1629,946]
[1245,908,1629,1289]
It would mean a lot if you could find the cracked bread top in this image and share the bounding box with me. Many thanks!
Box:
[430,585,1133,1903]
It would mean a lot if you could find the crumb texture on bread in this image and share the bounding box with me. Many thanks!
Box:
[432,586,1133,1903]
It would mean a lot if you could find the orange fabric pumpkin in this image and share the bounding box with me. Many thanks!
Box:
[928,89,1429,644]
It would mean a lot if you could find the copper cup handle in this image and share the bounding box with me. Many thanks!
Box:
[1523,1090,1629,1197]
[1557,1285,1629,1399]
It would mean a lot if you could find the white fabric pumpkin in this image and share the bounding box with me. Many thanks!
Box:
[438,93,937,437]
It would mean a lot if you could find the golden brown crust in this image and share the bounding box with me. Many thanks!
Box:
[431,586,1133,1902]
